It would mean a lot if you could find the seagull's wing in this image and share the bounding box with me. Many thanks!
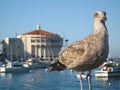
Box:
[68,40,85,49]
[68,34,92,50]
[59,40,86,67]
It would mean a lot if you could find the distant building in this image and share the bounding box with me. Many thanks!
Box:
[2,25,63,60]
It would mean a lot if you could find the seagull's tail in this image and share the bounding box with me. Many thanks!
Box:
[47,61,66,71]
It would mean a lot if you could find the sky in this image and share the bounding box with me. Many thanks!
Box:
[0,0,120,56]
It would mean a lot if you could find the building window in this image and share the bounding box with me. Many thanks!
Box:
[31,39,35,43]
[31,45,35,57]
[37,40,40,43]
[41,38,45,43]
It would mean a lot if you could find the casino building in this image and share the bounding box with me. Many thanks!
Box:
[2,25,63,60]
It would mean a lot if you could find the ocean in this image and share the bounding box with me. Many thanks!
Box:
[0,68,120,90]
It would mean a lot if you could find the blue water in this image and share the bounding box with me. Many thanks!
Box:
[0,69,120,90]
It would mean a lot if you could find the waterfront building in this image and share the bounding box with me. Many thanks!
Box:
[2,25,63,60]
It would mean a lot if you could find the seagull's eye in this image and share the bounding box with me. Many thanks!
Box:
[94,13,98,17]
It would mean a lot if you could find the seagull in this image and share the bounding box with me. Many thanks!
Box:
[48,10,109,90]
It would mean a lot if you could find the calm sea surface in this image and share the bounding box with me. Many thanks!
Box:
[0,68,120,90]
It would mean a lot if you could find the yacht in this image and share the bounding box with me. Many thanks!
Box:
[0,59,31,73]
[25,58,51,69]
[95,61,120,77]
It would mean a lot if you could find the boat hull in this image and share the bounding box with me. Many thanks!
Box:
[29,63,49,68]
[28,61,50,69]
[95,70,120,77]
[77,74,87,79]
[0,67,30,73]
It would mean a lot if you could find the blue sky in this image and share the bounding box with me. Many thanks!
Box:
[0,0,120,56]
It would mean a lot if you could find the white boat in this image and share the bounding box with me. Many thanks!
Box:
[26,58,51,69]
[0,59,31,73]
[77,72,87,79]
[95,61,120,77]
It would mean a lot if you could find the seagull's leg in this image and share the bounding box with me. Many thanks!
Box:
[79,72,83,90]
[87,71,92,90]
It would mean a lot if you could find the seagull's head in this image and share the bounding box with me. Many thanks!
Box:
[94,10,107,22]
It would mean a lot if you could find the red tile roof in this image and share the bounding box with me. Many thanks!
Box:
[22,29,59,37]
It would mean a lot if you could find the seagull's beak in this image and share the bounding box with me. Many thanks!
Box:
[101,16,107,22]
[104,16,107,21]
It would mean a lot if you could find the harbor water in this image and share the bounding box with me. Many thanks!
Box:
[0,68,120,90]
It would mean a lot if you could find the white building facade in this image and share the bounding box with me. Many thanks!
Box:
[2,25,63,60]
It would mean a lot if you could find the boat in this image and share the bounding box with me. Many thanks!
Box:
[77,72,87,79]
[94,61,120,78]
[25,58,51,69]
[0,59,31,73]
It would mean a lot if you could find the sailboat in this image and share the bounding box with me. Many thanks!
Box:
[25,57,50,69]
[0,59,31,73]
